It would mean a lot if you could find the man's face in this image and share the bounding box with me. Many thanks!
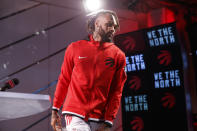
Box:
[95,13,118,42]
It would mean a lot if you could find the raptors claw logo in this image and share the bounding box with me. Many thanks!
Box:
[157,50,172,66]
[122,36,136,52]
[105,57,115,67]
[130,116,144,131]
[129,76,141,91]
[161,92,176,109]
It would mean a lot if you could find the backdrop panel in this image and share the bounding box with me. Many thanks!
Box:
[115,22,188,131]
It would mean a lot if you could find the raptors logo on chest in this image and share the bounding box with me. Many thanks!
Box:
[104,57,115,67]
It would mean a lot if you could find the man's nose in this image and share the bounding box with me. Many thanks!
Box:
[109,26,115,33]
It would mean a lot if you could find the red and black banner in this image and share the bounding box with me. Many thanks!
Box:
[114,23,188,131]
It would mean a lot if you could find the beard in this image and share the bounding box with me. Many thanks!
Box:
[98,26,114,42]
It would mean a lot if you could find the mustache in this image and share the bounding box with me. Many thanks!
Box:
[106,31,114,37]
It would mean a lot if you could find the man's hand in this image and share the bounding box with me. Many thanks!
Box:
[51,110,62,131]
[96,123,111,131]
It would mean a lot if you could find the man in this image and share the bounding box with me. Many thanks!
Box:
[51,10,127,131]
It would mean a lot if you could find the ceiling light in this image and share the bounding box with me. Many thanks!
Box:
[83,0,102,12]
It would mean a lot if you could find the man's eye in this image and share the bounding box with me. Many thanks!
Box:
[107,23,113,27]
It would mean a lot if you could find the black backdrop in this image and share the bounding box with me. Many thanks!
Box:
[187,22,197,95]
[114,23,188,131]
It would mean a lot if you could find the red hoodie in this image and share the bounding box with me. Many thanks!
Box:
[52,35,127,126]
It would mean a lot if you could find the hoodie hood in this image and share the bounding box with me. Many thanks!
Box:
[87,35,115,49]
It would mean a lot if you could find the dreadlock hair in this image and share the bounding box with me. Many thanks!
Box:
[87,9,120,34]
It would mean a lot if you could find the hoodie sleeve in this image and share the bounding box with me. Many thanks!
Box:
[104,52,127,127]
[52,44,74,111]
